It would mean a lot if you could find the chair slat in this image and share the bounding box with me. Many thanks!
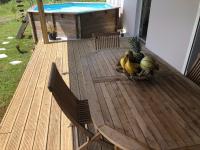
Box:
[93,32,120,50]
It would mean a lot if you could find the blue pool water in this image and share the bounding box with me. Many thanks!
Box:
[33,2,112,13]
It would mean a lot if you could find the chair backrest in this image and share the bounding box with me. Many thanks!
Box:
[93,32,120,50]
[48,62,80,124]
[187,54,200,86]
[48,62,94,138]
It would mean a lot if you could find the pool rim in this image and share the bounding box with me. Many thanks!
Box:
[27,2,119,15]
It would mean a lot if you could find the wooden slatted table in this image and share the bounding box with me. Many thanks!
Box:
[82,48,200,150]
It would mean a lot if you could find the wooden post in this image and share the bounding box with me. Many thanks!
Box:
[115,8,119,31]
[36,0,49,44]
[28,13,38,43]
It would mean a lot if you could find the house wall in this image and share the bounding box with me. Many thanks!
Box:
[107,0,140,36]
[107,0,123,7]
[122,0,138,36]
[146,0,200,73]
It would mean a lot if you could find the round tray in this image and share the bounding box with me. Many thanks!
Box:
[128,75,151,81]
[116,67,152,81]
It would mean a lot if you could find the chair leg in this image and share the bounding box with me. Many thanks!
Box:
[78,132,102,150]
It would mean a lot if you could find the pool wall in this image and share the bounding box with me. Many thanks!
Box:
[28,6,119,42]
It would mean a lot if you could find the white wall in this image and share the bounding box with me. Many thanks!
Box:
[146,0,200,73]
[107,0,140,36]
[107,0,123,7]
[122,0,138,36]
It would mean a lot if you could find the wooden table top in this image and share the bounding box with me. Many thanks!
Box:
[82,48,200,150]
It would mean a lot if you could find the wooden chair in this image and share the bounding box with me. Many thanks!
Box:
[48,62,102,150]
[187,54,200,86]
[93,32,120,50]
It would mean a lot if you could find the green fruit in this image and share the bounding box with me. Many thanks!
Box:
[140,56,155,71]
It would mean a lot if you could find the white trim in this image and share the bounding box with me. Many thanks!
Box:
[182,2,200,74]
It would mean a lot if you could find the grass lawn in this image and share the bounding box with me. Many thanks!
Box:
[0,20,33,121]
[0,0,106,122]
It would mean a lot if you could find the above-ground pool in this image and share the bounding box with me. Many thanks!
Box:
[28,2,119,42]
[33,3,113,13]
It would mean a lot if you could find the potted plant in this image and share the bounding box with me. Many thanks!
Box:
[47,23,57,40]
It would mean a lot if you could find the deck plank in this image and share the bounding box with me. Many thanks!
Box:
[19,43,52,150]
[0,133,10,149]
[5,43,47,150]
[46,43,62,150]
[61,42,74,150]
[32,44,58,150]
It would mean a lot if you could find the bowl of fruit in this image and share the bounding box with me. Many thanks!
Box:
[116,37,159,80]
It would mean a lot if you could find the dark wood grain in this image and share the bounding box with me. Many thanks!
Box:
[82,48,200,150]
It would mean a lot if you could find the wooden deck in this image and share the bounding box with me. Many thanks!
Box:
[2,38,200,150]
[82,48,200,150]
[0,39,116,150]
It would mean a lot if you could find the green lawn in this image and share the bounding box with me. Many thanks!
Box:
[0,20,33,121]
[0,0,106,122]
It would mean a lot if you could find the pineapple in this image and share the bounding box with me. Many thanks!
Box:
[129,37,144,63]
